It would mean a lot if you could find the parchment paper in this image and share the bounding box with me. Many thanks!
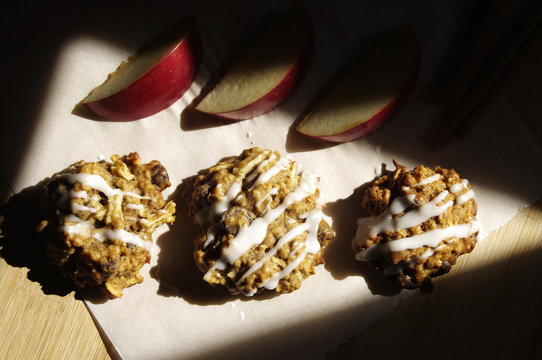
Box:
[2,1,542,359]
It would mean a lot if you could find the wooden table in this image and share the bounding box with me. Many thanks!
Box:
[1,1,541,359]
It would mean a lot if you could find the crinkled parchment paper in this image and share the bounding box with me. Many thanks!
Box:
[1,1,541,359]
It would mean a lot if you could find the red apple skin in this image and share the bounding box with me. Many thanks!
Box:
[306,60,419,143]
[83,22,201,121]
[196,2,313,121]
[205,41,312,121]
[296,24,419,142]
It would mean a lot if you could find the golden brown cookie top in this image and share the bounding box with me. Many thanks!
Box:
[39,153,176,298]
[190,147,334,296]
[352,162,479,289]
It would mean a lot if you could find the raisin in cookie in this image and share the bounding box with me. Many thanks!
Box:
[38,153,175,298]
[352,162,479,290]
[189,147,334,296]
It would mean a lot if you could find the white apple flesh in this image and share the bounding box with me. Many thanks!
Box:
[79,19,201,121]
[296,24,419,142]
[195,2,312,120]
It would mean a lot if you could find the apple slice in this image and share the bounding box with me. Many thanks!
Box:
[195,1,312,120]
[78,19,201,121]
[296,24,419,142]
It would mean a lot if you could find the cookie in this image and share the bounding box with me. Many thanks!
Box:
[352,162,479,289]
[189,147,334,296]
[38,152,175,298]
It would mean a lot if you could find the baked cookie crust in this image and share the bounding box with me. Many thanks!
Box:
[189,147,334,296]
[352,162,479,289]
[38,152,175,298]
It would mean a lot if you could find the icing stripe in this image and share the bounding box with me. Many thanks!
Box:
[354,190,453,247]
[202,154,323,296]
[356,220,480,261]
[457,190,475,205]
[249,156,290,190]
[194,181,242,225]
[61,221,152,251]
[450,179,469,193]
[352,173,479,273]
[450,179,475,205]
[412,174,441,186]
[56,172,152,252]
[61,173,149,199]
[255,187,279,210]
[218,172,317,266]
[236,208,323,290]
[382,244,445,276]
[71,202,97,213]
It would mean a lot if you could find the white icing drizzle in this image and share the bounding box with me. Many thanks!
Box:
[353,173,479,273]
[457,190,475,205]
[383,244,445,276]
[61,173,149,200]
[401,174,441,192]
[70,190,88,199]
[249,156,289,190]
[356,220,480,261]
[195,153,289,225]
[214,182,242,216]
[64,214,83,223]
[235,208,322,291]
[56,172,151,251]
[94,228,152,251]
[202,155,323,295]
[62,220,93,237]
[219,172,317,266]
[411,173,441,186]
[61,218,152,251]
[245,153,276,184]
[450,179,475,205]
[354,190,453,247]
[61,220,151,251]
[450,179,468,193]
[255,187,279,210]
[203,224,221,248]
[258,209,322,293]
[127,203,144,211]
[71,202,97,213]
[194,181,242,225]
[260,243,305,292]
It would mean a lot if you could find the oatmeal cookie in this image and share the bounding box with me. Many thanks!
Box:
[189,147,334,296]
[352,161,479,290]
[38,153,175,298]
